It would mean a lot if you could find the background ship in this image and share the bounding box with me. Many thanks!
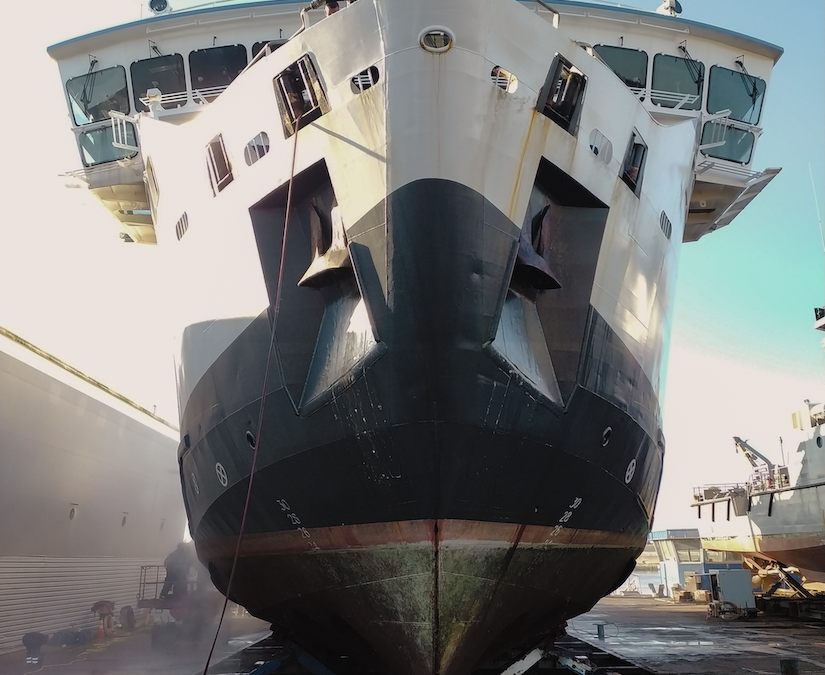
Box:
[0,327,186,654]
[692,307,825,583]
[48,1,783,672]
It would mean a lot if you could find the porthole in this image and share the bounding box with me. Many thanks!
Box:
[121,515,127,527]
[818,436,823,448]
[190,472,200,495]
[601,426,612,447]
[491,66,518,93]
[419,27,454,53]
[244,131,270,166]
[246,431,257,449]
[216,462,228,487]
[69,507,76,521]
[351,66,380,93]
[588,128,613,164]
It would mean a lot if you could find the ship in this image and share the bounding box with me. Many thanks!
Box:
[692,411,825,582]
[0,326,186,654]
[47,1,783,672]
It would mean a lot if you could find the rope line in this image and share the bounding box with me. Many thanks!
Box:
[201,115,302,675]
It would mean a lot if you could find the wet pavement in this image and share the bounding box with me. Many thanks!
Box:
[568,596,825,674]
[0,614,270,675]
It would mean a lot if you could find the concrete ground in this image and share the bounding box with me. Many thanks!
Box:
[569,596,825,674]
[0,614,270,675]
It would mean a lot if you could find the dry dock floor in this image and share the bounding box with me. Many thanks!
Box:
[0,614,270,675]
[569,596,825,674]
[1,598,823,674]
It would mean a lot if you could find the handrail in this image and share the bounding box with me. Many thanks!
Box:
[109,111,139,152]
[534,0,560,28]
[649,89,700,109]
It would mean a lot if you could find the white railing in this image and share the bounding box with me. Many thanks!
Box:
[193,84,230,103]
[649,89,700,110]
[698,109,732,151]
[138,90,189,109]
[695,160,761,181]
[109,111,139,152]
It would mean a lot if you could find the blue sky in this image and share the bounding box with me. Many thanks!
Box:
[1,0,823,527]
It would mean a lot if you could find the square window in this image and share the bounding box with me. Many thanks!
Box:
[273,55,329,138]
[206,135,234,195]
[621,131,647,194]
[538,55,586,133]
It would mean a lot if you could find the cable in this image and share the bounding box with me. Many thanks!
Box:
[201,114,303,675]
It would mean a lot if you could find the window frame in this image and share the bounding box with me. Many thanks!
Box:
[700,121,755,164]
[66,65,131,126]
[273,55,330,138]
[130,53,188,112]
[707,64,766,125]
[189,44,248,104]
[243,131,271,166]
[536,54,587,134]
[651,53,705,111]
[77,122,139,167]
[621,130,647,195]
[593,45,648,99]
[206,134,234,195]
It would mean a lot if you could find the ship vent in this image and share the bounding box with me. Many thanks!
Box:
[351,66,379,92]
[659,211,672,239]
[175,212,189,240]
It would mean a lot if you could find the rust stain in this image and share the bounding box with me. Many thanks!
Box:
[507,111,547,223]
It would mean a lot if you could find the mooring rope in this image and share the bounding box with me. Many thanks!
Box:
[202,115,303,675]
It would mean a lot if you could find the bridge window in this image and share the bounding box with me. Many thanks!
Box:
[78,123,138,167]
[621,131,647,195]
[252,40,286,58]
[651,53,704,110]
[190,45,248,104]
[537,54,586,133]
[66,66,130,126]
[273,55,330,138]
[131,54,187,111]
[700,122,755,164]
[707,65,766,125]
[244,132,270,166]
[593,45,647,98]
[206,134,234,195]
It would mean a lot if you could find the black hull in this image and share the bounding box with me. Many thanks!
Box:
[179,177,664,674]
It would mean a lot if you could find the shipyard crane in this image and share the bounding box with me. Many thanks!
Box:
[733,436,776,471]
